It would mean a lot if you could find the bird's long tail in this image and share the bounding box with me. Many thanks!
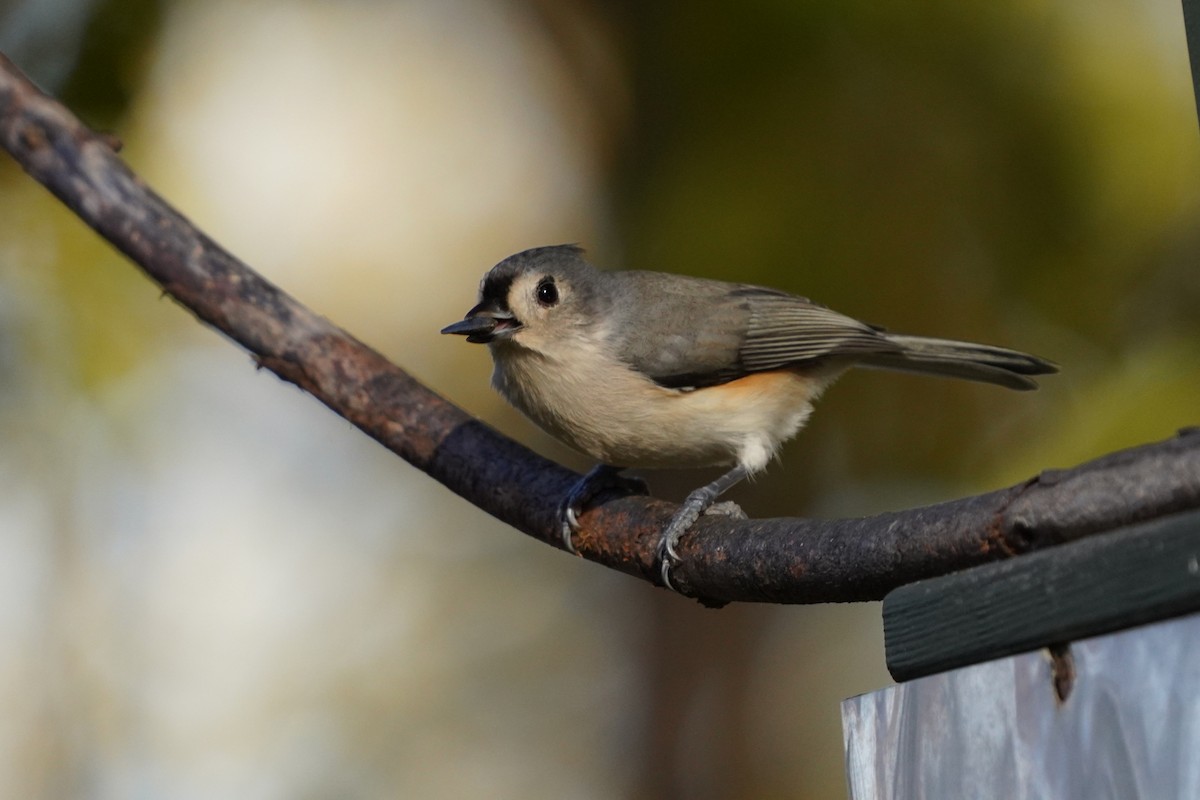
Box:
[859,335,1058,391]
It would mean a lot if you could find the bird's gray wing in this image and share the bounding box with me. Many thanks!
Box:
[607,273,898,389]
[735,287,900,372]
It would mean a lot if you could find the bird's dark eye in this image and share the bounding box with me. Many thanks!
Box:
[536,278,559,307]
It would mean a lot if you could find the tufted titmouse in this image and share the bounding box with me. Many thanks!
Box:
[442,245,1056,592]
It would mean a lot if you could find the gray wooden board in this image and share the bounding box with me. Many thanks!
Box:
[883,509,1200,681]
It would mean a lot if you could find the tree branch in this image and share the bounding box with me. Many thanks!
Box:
[2,52,1198,604]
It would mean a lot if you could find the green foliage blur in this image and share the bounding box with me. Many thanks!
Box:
[2,0,175,396]
[602,0,1200,512]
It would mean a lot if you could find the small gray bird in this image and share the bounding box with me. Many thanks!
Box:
[442,245,1056,591]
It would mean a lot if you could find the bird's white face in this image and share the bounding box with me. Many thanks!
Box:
[495,269,590,356]
[441,245,605,355]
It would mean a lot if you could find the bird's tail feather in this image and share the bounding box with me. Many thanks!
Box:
[859,335,1058,391]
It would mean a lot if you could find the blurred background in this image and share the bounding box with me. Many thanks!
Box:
[1,0,1198,797]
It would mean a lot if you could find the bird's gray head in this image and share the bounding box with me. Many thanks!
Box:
[441,244,607,352]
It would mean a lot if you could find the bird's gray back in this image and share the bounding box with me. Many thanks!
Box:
[603,271,750,388]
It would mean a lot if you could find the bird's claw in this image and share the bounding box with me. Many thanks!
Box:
[559,466,646,555]
[656,500,746,594]
[559,499,582,554]
[657,537,682,592]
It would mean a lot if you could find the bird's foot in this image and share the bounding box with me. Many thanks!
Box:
[654,465,750,594]
[657,497,747,593]
[559,465,647,554]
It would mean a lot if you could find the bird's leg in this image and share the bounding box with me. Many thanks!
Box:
[657,464,750,592]
[559,464,647,554]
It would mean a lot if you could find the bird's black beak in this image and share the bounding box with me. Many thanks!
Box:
[440,300,519,344]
